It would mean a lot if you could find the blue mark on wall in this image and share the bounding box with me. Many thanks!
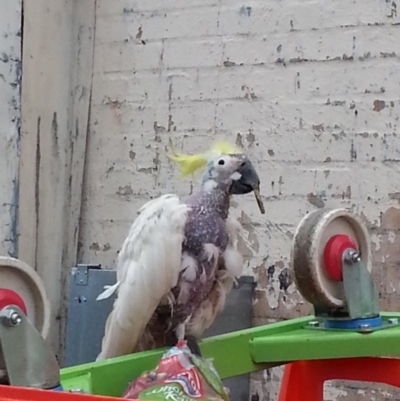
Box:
[239,5,252,17]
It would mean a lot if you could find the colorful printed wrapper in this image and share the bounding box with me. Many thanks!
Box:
[122,341,230,401]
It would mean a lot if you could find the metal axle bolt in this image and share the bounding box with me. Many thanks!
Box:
[69,389,85,394]
[344,250,361,265]
[388,318,399,325]
[359,323,371,332]
[0,308,22,327]
[308,320,319,328]
[9,312,22,326]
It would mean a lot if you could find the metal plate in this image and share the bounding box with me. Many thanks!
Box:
[0,305,59,388]
[342,254,379,319]
[304,321,400,334]
[63,265,116,368]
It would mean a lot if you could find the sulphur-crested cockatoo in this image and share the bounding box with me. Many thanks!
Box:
[96,140,264,360]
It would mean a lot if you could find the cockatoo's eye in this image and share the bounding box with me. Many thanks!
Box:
[218,159,225,165]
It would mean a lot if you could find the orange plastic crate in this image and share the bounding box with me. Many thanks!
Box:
[0,386,128,401]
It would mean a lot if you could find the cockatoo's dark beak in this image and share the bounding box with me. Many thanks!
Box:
[230,159,259,194]
[230,158,265,214]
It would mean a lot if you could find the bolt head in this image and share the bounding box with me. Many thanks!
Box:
[388,318,399,325]
[308,320,320,328]
[359,323,371,332]
[9,312,21,325]
[344,250,361,265]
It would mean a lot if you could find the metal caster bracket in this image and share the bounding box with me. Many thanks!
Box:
[0,305,60,389]
[290,208,395,332]
[306,248,387,332]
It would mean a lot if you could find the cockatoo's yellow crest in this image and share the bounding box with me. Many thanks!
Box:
[166,139,242,178]
[210,140,242,157]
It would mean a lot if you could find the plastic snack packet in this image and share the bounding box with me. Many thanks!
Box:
[122,341,230,401]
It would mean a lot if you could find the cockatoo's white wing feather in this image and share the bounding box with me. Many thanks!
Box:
[96,194,189,360]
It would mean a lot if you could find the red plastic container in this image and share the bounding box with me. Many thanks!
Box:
[0,386,127,401]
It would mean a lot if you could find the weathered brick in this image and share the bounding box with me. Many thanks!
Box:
[94,41,163,73]
[96,0,220,16]
[222,27,398,66]
[163,39,225,69]
[96,8,221,43]
[92,72,171,104]
[217,1,393,36]
[91,102,170,134]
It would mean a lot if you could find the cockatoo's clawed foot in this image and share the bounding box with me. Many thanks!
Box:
[185,335,202,357]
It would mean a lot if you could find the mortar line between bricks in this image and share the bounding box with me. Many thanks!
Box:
[96,56,400,76]
[95,22,400,46]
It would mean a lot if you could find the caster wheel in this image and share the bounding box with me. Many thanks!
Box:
[291,209,371,308]
[0,257,50,380]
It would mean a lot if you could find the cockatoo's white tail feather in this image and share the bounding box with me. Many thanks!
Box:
[96,282,120,301]
[96,194,188,361]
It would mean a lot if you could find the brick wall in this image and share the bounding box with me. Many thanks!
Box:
[79,1,400,399]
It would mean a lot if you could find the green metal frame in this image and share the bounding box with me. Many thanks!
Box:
[60,312,400,398]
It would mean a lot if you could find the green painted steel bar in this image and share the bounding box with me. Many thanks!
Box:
[60,317,310,396]
[251,313,400,363]
[60,312,400,397]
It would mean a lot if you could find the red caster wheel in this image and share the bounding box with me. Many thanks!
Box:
[291,209,371,308]
[323,234,358,282]
[0,256,50,382]
[0,288,28,315]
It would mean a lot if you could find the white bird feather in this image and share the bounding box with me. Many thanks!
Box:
[96,194,189,360]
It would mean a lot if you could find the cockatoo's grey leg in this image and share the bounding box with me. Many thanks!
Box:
[173,323,202,356]
[185,335,202,357]
[175,323,186,341]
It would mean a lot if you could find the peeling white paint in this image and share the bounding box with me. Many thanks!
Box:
[324,383,349,400]
[265,275,281,310]
[388,231,396,244]
[370,234,381,252]
[0,1,21,258]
